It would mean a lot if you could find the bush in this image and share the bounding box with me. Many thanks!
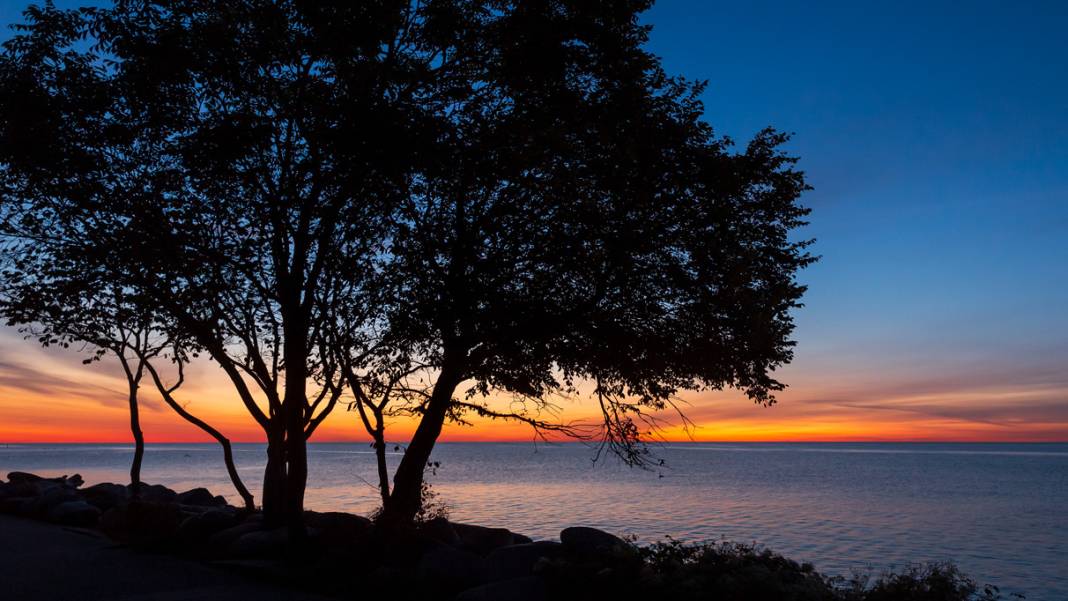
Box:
[837,563,1008,601]
[536,537,1012,601]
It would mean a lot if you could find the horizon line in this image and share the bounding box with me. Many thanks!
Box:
[3,439,1065,445]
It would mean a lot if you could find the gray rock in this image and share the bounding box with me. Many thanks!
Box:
[99,500,183,545]
[177,509,242,544]
[47,500,101,527]
[6,472,82,488]
[485,541,565,582]
[305,511,371,548]
[0,480,40,499]
[0,496,35,515]
[129,483,178,504]
[419,516,461,546]
[229,527,291,558]
[416,545,486,592]
[80,482,129,511]
[382,525,446,566]
[453,522,524,555]
[2,474,76,501]
[560,526,630,556]
[6,471,43,483]
[207,521,265,550]
[209,559,287,577]
[456,576,547,601]
[175,487,226,507]
[31,486,82,517]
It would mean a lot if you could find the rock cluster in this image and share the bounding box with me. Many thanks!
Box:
[0,472,232,538]
[404,520,636,600]
[0,472,641,601]
[0,471,998,601]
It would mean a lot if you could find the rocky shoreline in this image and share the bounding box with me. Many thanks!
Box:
[0,472,1005,601]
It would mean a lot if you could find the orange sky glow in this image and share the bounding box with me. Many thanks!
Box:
[1,328,1064,444]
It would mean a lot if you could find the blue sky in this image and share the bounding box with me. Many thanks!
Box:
[1,1,1065,441]
[644,2,1068,376]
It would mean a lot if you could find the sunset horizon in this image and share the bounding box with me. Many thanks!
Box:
[0,1,1064,599]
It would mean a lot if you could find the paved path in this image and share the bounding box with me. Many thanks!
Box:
[0,515,335,601]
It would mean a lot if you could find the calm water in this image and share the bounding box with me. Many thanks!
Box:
[1,442,1065,599]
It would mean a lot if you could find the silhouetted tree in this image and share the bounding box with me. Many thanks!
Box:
[0,0,428,529]
[1,0,813,529]
[0,279,156,494]
[0,262,257,508]
[0,190,260,509]
[330,2,815,522]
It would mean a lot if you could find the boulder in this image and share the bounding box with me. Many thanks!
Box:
[453,522,525,555]
[209,559,287,577]
[99,500,184,546]
[6,472,82,488]
[419,516,461,546]
[560,526,630,556]
[0,496,35,515]
[485,541,565,582]
[417,545,486,593]
[47,500,101,527]
[304,511,372,548]
[229,527,291,558]
[176,487,226,507]
[455,576,547,601]
[177,509,242,545]
[129,482,178,504]
[81,482,130,511]
[2,473,78,499]
[208,521,267,550]
[30,486,82,517]
[0,480,42,499]
[6,471,43,483]
[381,524,447,567]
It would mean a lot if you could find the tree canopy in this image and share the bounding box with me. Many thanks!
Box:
[0,0,813,527]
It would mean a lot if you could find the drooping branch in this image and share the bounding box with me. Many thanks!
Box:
[451,401,593,442]
[140,354,256,511]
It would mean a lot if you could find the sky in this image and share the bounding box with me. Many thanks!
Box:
[0,1,1065,443]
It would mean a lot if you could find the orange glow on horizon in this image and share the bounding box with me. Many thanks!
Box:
[1,384,1064,445]
[1,334,1065,444]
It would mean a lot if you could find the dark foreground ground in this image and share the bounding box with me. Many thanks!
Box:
[0,515,331,601]
[0,472,1009,601]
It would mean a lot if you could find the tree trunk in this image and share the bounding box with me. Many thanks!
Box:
[278,295,309,538]
[284,403,308,540]
[384,360,462,523]
[127,376,144,497]
[348,379,391,505]
[262,428,287,525]
[117,353,145,498]
[373,432,390,506]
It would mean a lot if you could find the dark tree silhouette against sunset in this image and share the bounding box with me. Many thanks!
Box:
[0,0,813,531]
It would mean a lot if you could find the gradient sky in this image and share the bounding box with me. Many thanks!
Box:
[0,1,1065,443]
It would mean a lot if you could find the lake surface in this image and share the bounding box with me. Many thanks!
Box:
[2,442,1065,599]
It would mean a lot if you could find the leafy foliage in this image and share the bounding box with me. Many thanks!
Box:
[535,538,1009,601]
[1,0,814,523]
